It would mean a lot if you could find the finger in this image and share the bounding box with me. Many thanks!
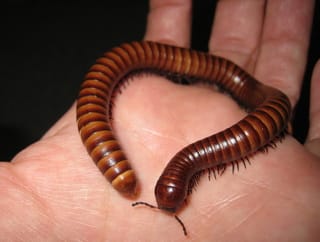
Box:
[305,59,320,157]
[209,0,266,69]
[144,0,192,47]
[255,0,315,105]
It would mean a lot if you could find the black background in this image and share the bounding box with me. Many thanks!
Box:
[1,1,319,160]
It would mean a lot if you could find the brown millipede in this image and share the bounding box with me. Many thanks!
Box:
[76,41,291,235]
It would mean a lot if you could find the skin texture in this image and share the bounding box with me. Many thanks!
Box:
[1,0,320,241]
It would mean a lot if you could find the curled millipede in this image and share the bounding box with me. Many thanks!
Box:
[76,41,291,235]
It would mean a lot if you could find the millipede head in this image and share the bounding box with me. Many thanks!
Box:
[154,182,187,213]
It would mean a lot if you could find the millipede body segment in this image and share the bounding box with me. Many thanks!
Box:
[76,41,291,212]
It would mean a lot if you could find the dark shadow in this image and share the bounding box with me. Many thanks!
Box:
[292,0,320,143]
[0,125,32,161]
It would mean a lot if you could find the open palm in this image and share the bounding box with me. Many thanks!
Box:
[1,0,320,241]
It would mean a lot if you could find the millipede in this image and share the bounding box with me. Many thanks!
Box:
[76,41,291,236]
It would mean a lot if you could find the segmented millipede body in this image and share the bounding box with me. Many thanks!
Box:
[76,41,291,212]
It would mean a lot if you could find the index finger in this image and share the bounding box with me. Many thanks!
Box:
[144,0,192,47]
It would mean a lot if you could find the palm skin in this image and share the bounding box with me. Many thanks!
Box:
[1,0,320,241]
[1,74,319,241]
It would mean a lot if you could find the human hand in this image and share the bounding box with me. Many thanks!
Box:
[1,0,319,241]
